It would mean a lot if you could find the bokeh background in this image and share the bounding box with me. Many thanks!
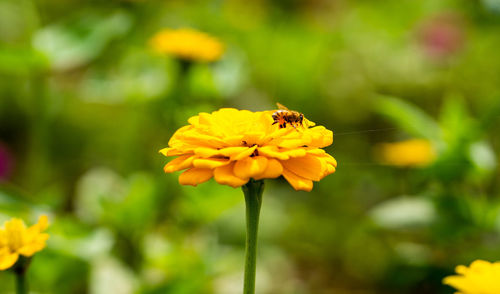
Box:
[2,0,500,293]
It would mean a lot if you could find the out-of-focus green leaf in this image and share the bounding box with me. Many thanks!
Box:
[439,96,477,144]
[50,227,115,261]
[75,168,158,234]
[106,172,158,234]
[79,49,170,104]
[0,47,48,75]
[33,11,132,71]
[178,182,242,224]
[375,95,442,141]
[0,186,50,220]
[75,167,127,224]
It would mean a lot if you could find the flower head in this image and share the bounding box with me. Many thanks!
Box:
[149,28,224,62]
[418,13,464,59]
[160,108,337,191]
[376,139,436,167]
[443,260,500,294]
[0,215,49,270]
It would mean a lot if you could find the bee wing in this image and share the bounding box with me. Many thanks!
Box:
[276,103,290,110]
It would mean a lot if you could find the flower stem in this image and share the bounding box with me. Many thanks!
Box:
[15,270,27,294]
[242,179,265,294]
[13,256,30,294]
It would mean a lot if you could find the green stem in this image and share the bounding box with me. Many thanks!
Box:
[15,270,27,294]
[242,179,265,294]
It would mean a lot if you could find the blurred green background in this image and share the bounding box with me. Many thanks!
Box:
[2,0,500,293]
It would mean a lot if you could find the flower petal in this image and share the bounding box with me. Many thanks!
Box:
[164,155,195,173]
[219,147,251,157]
[254,158,283,180]
[233,156,268,180]
[281,154,325,181]
[258,146,290,160]
[308,126,333,147]
[282,168,313,192]
[179,168,213,186]
[277,138,306,149]
[193,158,231,169]
[281,148,307,158]
[214,162,248,188]
[230,145,257,161]
[18,233,49,256]
[0,249,19,271]
[193,147,221,157]
[159,147,187,156]
[28,215,49,234]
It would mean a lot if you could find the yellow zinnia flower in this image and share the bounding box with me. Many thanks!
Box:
[376,139,436,167]
[160,108,337,191]
[149,28,224,62]
[443,260,500,294]
[0,215,49,270]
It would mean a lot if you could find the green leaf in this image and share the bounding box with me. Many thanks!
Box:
[439,96,478,143]
[0,47,49,75]
[33,11,132,71]
[375,95,442,141]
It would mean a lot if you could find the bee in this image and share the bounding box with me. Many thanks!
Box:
[272,103,304,129]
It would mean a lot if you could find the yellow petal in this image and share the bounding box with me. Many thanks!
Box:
[277,138,307,149]
[254,158,283,180]
[35,215,49,231]
[306,149,326,155]
[177,128,225,147]
[197,112,212,125]
[223,135,246,146]
[179,168,213,186]
[26,215,49,240]
[282,168,313,192]
[159,147,187,156]
[233,156,268,180]
[241,132,265,146]
[219,147,251,157]
[4,218,26,232]
[18,233,49,256]
[168,125,192,143]
[281,154,325,181]
[230,145,257,161]
[193,158,231,169]
[321,153,338,167]
[308,126,333,147]
[163,155,195,173]
[187,115,200,125]
[282,148,307,158]
[194,147,221,157]
[258,146,290,160]
[324,163,336,176]
[214,162,248,188]
[0,230,5,247]
[0,249,19,271]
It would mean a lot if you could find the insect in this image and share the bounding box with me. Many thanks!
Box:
[272,103,304,129]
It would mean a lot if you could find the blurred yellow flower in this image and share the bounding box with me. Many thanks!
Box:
[149,28,224,62]
[160,108,337,191]
[0,215,49,270]
[377,139,436,167]
[443,260,500,294]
